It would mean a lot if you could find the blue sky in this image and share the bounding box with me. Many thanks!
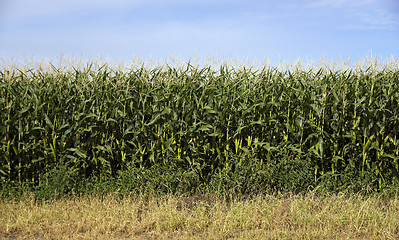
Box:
[0,0,398,66]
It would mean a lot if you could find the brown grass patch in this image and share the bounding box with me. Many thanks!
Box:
[1,192,399,239]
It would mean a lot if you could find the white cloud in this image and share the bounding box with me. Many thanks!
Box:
[1,0,137,22]
[341,8,399,30]
[1,0,244,22]
[306,0,375,8]
[306,0,348,8]
[304,0,399,30]
[359,9,399,27]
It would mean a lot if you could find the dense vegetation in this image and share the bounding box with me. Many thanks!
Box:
[1,61,399,199]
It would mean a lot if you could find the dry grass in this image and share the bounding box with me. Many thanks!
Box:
[1,192,399,240]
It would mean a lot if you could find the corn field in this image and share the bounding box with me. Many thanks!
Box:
[1,61,399,195]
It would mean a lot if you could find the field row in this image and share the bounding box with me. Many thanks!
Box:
[1,63,399,197]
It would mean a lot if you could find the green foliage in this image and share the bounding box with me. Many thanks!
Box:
[1,62,399,198]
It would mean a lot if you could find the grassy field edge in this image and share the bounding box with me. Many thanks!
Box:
[1,191,399,239]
